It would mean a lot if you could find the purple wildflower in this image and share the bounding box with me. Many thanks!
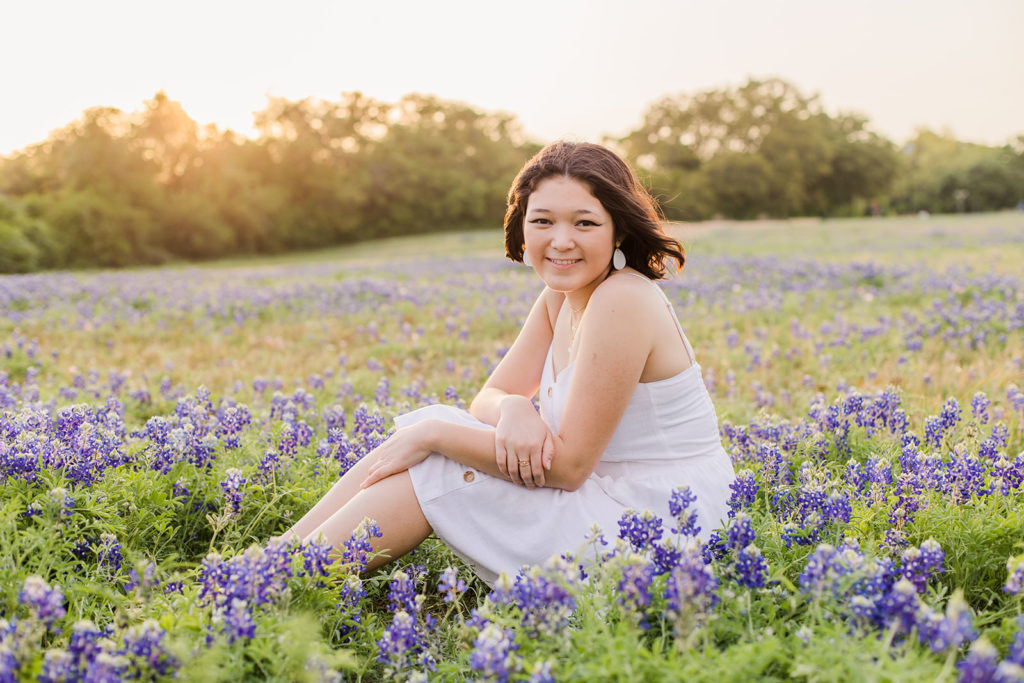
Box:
[438,567,468,604]
[617,509,664,553]
[727,470,758,517]
[470,623,519,682]
[668,485,702,536]
[121,619,178,678]
[18,576,66,628]
[342,518,384,572]
[98,533,124,574]
[735,545,769,589]
[970,392,991,424]
[1005,555,1024,595]
[493,557,579,638]
[220,468,246,516]
[958,638,999,683]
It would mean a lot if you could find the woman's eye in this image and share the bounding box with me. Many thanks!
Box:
[577,220,597,227]
[528,219,550,225]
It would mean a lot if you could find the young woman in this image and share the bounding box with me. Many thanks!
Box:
[284,142,735,585]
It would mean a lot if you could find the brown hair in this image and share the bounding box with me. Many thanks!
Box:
[503,142,684,279]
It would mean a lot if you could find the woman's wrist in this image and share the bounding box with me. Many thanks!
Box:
[497,393,532,418]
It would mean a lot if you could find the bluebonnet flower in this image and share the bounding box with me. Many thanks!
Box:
[900,539,944,593]
[387,570,419,615]
[668,485,701,537]
[220,468,246,516]
[470,622,519,682]
[881,528,909,555]
[342,519,383,572]
[257,449,282,481]
[799,544,853,601]
[24,502,42,518]
[18,576,66,628]
[121,619,178,678]
[938,396,961,433]
[616,555,655,626]
[301,538,334,584]
[215,401,251,449]
[493,556,580,639]
[172,478,190,499]
[992,455,1024,496]
[49,487,74,518]
[735,545,769,589]
[970,392,991,424]
[958,638,999,683]
[726,512,756,551]
[198,539,298,642]
[337,575,366,641]
[322,404,346,432]
[618,509,664,553]
[727,470,758,517]
[377,569,435,675]
[220,598,257,643]
[1005,555,1024,595]
[125,562,158,595]
[923,416,944,449]
[880,578,924,634]
[917,593,976,653]
[664,538,719,640]
[40,649,75,682]
[437,567,467,604]
[98,533,124,574]
[1006,617,1024,667]
[823,491,852,523]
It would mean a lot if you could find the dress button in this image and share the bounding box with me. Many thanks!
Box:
[547,386,553,397]
[463,470,475,482]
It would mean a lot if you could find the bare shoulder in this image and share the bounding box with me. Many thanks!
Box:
[588,270,662,314]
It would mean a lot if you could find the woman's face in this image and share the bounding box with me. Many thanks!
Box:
[523,175,616,298]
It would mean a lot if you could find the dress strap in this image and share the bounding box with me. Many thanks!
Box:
[623,272,697,364]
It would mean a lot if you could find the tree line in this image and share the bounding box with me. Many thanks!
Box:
[1,78,1021,272]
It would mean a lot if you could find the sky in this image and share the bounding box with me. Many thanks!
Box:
[1,0,1021,156]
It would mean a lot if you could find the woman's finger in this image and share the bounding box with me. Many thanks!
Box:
[519,455,535,489]
[495,439,508,476]
[542,432,554,470]
[361,460,390,489]
[530,446,545,488]
[506,450,523,486]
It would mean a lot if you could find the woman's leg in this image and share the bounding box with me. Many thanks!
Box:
[284,449,384,540]
[305,470,431,571]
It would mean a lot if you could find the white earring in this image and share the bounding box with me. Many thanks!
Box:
[612,247,626,270]
[523,252,532,268]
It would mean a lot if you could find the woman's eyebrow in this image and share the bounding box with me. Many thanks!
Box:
[528,208,598,215]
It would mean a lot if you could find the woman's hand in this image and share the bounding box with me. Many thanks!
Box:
[360,421,436,489]
[495,396,554,489]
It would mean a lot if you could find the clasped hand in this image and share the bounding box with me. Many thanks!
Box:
[495,396,554,489]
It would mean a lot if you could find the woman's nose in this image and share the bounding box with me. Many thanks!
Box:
[551,224,574,249]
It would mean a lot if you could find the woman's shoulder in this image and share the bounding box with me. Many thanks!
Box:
[589,270,663,310]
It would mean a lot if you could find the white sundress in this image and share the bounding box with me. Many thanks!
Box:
[400,275,736,586]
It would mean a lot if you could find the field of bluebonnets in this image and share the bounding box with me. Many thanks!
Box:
[2,211,1024,681]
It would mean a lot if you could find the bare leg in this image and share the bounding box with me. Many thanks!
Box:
[305,470,431,571]
[284,449,385,540]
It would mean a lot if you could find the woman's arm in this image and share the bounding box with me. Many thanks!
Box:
[469,286,561,487]
[469,287,559,425]
[362,276,660,491]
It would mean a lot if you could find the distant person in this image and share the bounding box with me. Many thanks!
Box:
[281,142,735,584]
